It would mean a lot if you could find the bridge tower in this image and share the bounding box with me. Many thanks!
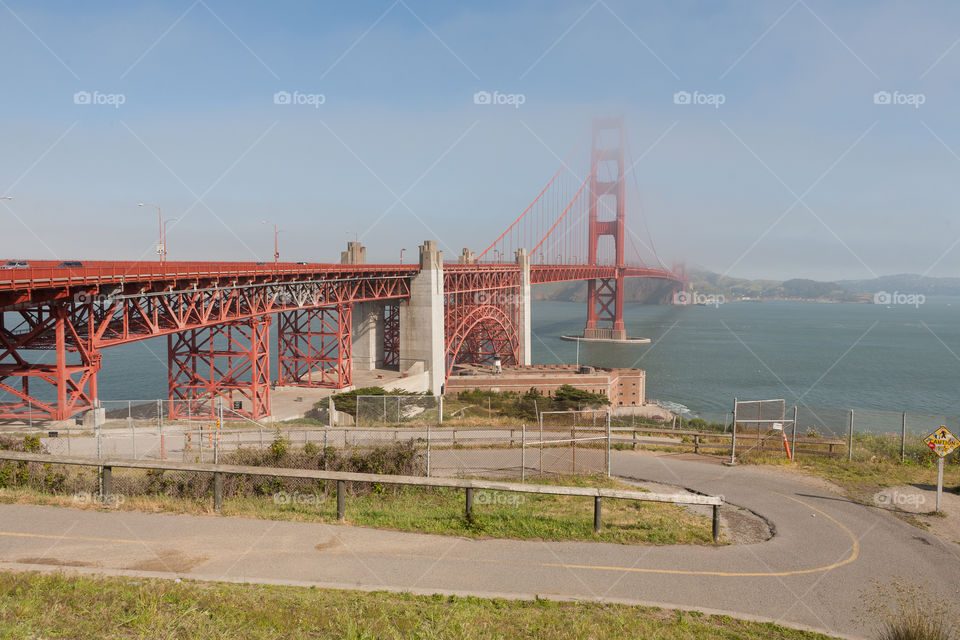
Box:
[584,116,627,341]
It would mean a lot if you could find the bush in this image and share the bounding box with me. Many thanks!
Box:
[329,387,419,416]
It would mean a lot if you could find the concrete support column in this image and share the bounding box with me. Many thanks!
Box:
[516,248,532,366]
[340,241,366,264]
[351,302,384,371]
[399,241,445,395]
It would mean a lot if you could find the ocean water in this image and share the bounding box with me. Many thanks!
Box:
[10,298,960,429]
[530,298,960,425]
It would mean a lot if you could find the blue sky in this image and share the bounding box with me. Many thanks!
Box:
[1,0,959,279]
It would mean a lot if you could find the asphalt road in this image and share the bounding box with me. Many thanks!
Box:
[1,450,957,639]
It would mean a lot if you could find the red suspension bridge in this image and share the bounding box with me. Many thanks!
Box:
[0,117,683,422]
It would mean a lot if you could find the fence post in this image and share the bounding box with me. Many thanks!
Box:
[101,466,112,499]
[336,480,345,520]
[438,395,443,425]
[792,405,798,462]
[694,433,700,454]
[593,496,602,533]
[901,412,907,462]
[539,413,543,477]
[571,427,576,475]
[606,412,611,477]
[712,504,720,542]
[758,399,763,451]
[213,472,223,512]
[521,424,526,482]
[426,422,431,477]
[729,398,737,465]
[465,487,474,522]
[848,409,854,462]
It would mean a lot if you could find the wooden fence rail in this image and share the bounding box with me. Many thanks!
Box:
[0,450,723,541]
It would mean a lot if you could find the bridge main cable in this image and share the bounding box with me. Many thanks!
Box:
[476,131,587,262]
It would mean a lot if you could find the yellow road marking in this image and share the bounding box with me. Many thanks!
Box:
[325,494,860,578]
[0,531,142,544]
[3,495,860,579]
[535,494,858,577]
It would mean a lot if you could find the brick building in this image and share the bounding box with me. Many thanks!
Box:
[445,364,645,407]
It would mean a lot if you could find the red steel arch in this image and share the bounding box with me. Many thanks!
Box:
[444,304,520,379]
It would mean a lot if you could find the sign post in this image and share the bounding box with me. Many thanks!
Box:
[924,425,959,512]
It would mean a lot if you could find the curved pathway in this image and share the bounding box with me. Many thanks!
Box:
[1,450,957,639]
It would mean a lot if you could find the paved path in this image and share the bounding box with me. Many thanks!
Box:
[1,451,958,639]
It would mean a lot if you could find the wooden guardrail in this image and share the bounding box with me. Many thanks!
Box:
[0,451,723,542]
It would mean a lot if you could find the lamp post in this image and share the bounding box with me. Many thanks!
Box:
[163,217,180,261]
[262,220,280,264]
[138,202,164,262]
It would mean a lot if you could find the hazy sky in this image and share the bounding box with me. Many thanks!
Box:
[1,1,959,280]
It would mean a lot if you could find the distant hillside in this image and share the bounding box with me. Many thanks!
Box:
[837,274,960,296]
[531,268,960,303]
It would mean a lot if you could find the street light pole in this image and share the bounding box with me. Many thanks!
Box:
[138,202,163,263]
[262,220,280,264]
[163,217,179,261]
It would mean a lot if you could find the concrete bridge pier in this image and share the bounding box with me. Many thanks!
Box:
[351,303,385,371]
[516,248,532,366]
[399,241,445,395]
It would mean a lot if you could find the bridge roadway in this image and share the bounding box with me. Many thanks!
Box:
[1,450,955,639]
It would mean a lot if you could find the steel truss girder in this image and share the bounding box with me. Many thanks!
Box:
[382,304,399,368]
[276,305,352,389]
[61,275,410,349]
[167,316,271,420]
[0,303,100,421]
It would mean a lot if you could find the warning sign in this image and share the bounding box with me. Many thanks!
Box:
[924,426,960,458]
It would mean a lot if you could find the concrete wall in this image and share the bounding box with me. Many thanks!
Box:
[444,366,646,407]
[351,302,384,371]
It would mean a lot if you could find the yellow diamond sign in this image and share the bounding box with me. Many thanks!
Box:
[924,426,960,458]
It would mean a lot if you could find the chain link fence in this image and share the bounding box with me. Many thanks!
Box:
[355,395,441,427]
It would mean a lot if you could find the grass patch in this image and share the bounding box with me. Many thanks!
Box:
[739,447,960,507]
[0,474,717,546]
[0,571,837,639]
